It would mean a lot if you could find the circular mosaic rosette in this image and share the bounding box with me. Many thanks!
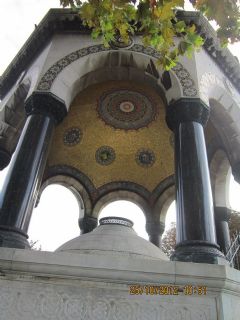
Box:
[96,146,116,166]
[63,127,82,146]
[97,89,157,130]
[135,149,156,167]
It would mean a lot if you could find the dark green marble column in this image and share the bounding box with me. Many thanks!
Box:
[0,92,67,248]
[215,206,231,254]
[146,221,165,247]
[232,163,240,184]
[79,216,98,234]
[0,149,11,170]
[166,98,224,263]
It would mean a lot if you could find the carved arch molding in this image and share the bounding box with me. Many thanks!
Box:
[43,165,175,221]
[37,44,197,97]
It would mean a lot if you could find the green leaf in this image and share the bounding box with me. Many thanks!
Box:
[175,20,186,33]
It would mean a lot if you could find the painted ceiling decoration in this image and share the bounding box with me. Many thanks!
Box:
[37,44,197,97]
[95,146,116,166]
[63,127,82,146]
[48,80,174,191]
[97,89,158,130]
[135,149,156,168]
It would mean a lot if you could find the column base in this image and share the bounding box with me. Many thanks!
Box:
[171,242,227,265]
[0,227,30,249]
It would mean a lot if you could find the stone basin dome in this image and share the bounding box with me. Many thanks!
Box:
[56,217,168,261]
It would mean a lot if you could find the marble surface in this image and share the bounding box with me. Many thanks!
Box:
[0,245,239,320]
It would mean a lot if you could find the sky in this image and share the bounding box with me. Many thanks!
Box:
[0,0,240,251]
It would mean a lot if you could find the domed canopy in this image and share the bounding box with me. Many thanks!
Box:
[56,217,168,261]
[47,80,174,194]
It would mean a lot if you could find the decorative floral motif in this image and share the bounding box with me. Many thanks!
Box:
[40,293,63,318]
[96,146,116,165]
[172,63,197,97]
[0,288,15,311]
[63,127,82,146]
[0,284,215,320]
[136,149,156,167]
[64,297,87,320]
[114,301,133,320]
[90,300,110,320]
[37,45,197,97]
[97,89,157,130]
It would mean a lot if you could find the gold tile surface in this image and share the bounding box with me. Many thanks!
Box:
[48,81,174,191]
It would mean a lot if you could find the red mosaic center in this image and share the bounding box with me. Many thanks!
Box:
[119,101,135,113]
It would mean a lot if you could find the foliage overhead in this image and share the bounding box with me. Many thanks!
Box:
[60,0,240,70]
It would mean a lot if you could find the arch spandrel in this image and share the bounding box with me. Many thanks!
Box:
[36,42,197,108]
[46,80,174,194]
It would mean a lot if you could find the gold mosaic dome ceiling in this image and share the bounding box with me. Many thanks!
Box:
[47,80,174,192]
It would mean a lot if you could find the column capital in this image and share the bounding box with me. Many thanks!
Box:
[25,92,67,124]
[231,162,240,184]
[215,206,231,222]
[79,216,98,234]
[166,98,210,131]
[145,221,165,235]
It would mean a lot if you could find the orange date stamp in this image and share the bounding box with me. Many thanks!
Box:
[129,285,207,296]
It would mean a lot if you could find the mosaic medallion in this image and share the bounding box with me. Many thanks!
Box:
[63,127,82,146]
[96,146,116,166]
[97,89,157,130]
[135,149,156,168]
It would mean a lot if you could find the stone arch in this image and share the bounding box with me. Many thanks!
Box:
[209,98,240,167]
[199,72,240,166]
[28,183,81,251]
[92,190,151,222]
[210,149,231,208]
[41,165,94,217]
[36,44,197,109]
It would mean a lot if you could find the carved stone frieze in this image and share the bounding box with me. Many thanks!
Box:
[0,281,216,320]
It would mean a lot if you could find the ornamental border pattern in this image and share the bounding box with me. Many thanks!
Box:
[37,44,197,97]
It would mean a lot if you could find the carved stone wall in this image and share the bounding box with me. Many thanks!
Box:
[0,279,217,320]
[0,246,239,320]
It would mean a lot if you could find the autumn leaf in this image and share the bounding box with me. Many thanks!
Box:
[59,0,240,71]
